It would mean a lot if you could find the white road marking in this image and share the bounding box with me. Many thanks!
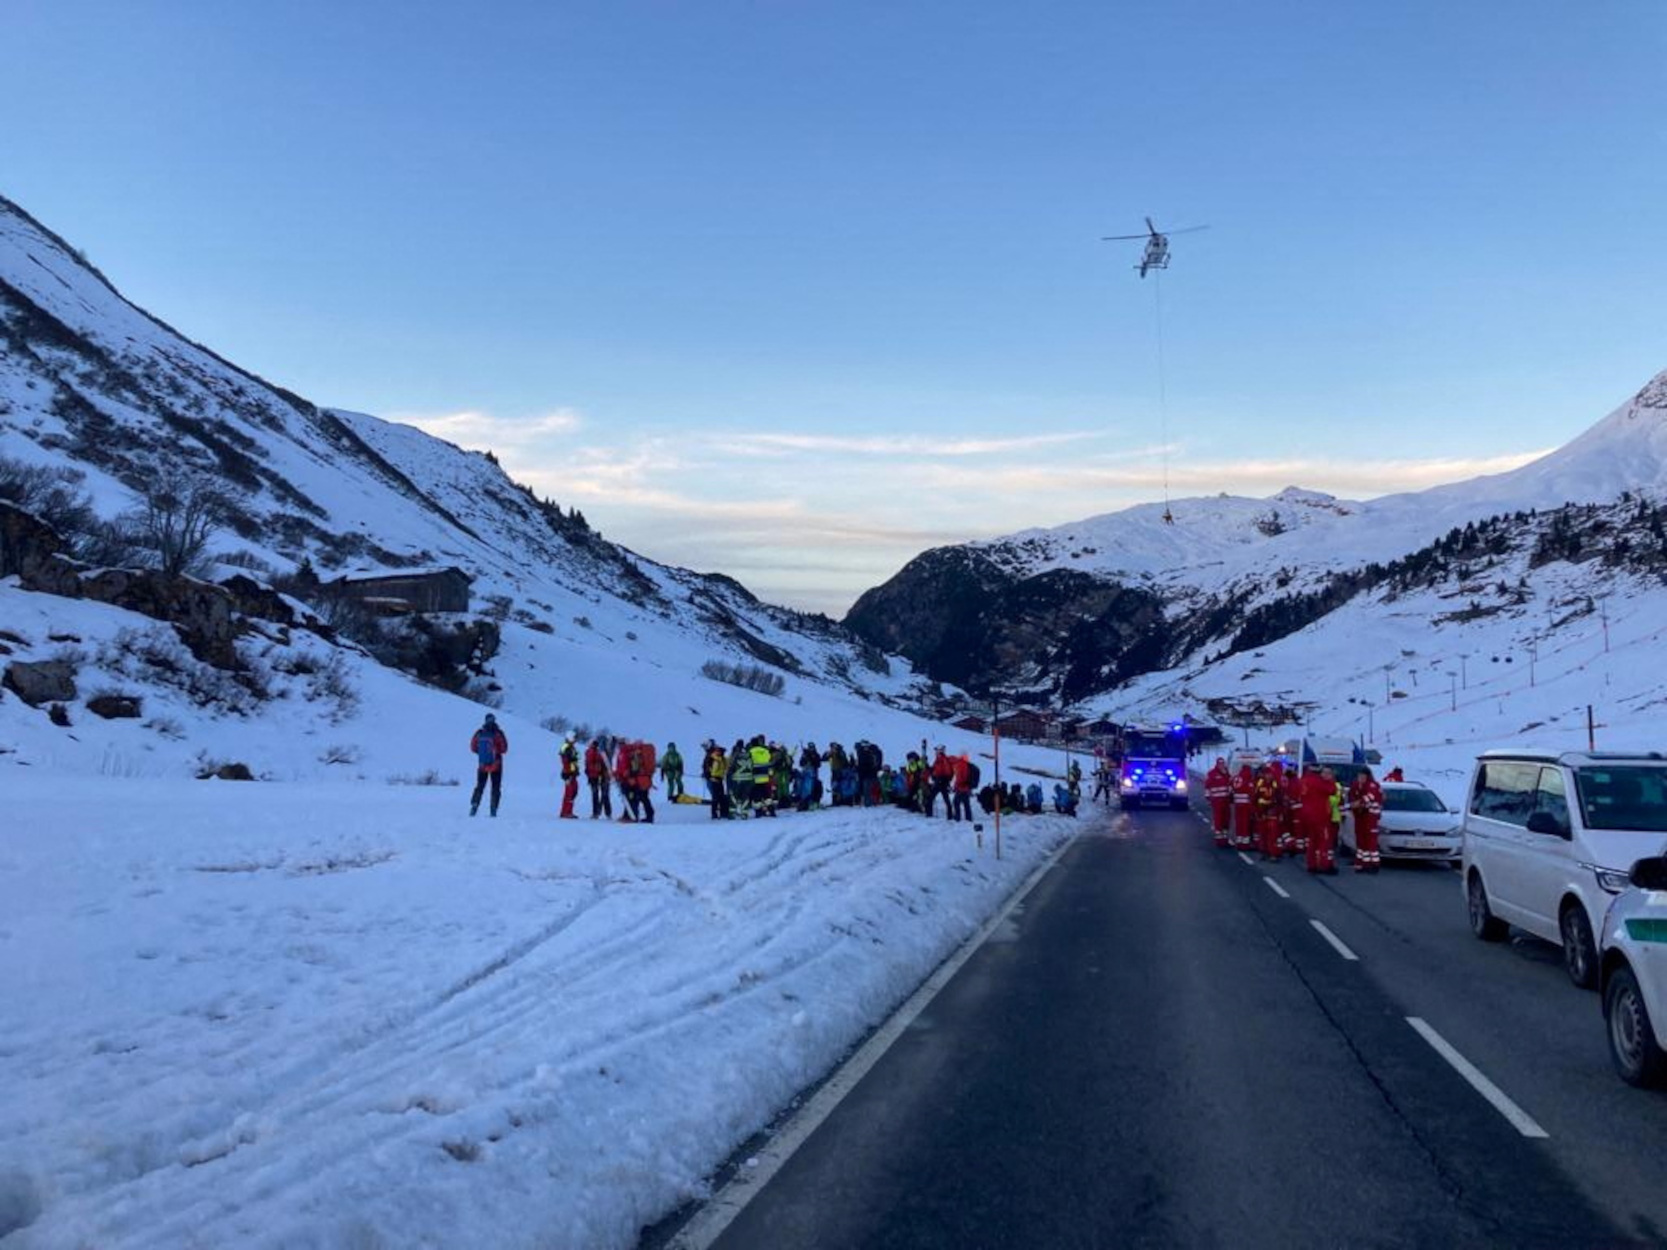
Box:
[1263,876,1291,899]
[1406,1017,1549,1139]
[667,832,1079,1249]
[1237,852,1255,867]
[1309,919,1359,961]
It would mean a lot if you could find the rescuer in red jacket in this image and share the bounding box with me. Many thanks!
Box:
[584,739,613,820]
[1282,765,1304,857]
[1256,762,1285,861]
[1205,758,1232,846]
[1230,764,1255,850]
[1349,770,1385,874]
[1301,766,1340,874]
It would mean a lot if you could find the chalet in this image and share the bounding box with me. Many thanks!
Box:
[332,566,472,614]
[994,709,1051,742]
[951,715,988,734]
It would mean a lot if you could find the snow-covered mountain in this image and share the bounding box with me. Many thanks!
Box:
[846,368,1667,705]
[0,194,947,779]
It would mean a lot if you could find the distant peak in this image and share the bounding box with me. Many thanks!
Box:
[1635,368,1667,412]
[1270,486,1337,505]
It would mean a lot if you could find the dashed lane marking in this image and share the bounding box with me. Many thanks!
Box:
[1407,1016,1549,1139]
[1310,919,1360,962]
[1237,852,1255,867]
[1263,876,1291,899]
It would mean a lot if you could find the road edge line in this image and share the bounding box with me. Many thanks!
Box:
[1406,1016,1549,1139]
[667,831,1079,1249]
[1263,876,1291,899]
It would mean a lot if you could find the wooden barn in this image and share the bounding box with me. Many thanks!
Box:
[333,566,472,614]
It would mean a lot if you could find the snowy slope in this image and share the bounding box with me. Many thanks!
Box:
[1100,508,1667,808]
[0,193,936,782]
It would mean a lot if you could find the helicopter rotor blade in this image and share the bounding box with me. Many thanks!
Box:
[1145,216,1157,235]
[1163,225,1210,235]
[1101,233,1149,241]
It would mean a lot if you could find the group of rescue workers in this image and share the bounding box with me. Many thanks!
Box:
[469,712,1083,822]
[1200,756,1391,874]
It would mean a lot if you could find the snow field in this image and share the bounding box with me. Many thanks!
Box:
[0,774,1075,1248]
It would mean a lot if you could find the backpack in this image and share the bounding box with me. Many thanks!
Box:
[966,761,981,789]
[476,731,499,767]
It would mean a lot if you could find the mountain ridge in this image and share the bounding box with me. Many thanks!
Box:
[846,369,1667,702]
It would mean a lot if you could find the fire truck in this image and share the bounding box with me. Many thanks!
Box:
[1118,723,1190,810]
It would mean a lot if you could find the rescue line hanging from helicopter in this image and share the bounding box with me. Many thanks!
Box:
[1100,217,1209,524]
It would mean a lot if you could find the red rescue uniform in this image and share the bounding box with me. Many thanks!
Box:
[1350,776,1384,873]
[1205,761,1232,845]
[1230,766,1255,850]
[1300,770,1339,874]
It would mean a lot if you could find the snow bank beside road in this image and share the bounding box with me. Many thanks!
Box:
[0,777,1073,1248]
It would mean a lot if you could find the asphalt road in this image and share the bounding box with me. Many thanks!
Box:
[672,801,1667,1250]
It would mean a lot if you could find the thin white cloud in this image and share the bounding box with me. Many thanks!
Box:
[743,430,1105,457]
[918,450,1552,497]
[395,408,584,450]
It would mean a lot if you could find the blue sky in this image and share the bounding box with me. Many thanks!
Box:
[7,0,1665,612]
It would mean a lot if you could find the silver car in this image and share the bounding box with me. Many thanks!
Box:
[1342,781,1461,863]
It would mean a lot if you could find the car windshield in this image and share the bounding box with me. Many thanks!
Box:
[1573,765,1667,831]
[1383,788,1446,813]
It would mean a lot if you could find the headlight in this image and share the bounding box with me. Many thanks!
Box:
[1174,779,1188,792]
[1121,777,1135,789]
[1594,867,1631,895]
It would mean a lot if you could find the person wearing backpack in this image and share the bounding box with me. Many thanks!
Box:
[469,713,508,817]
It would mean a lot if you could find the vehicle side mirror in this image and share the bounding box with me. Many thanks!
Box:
[1526,812,1569,838]
[1630,857,1667,891]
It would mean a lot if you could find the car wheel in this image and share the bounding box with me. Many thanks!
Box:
[1561,902,1599,990]
[1467,870,1507,942]
[1605,964,1667,1088]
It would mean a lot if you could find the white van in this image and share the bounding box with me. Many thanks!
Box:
[1462,749,1667,989]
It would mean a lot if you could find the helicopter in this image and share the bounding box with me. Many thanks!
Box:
[1102,217,1209,278]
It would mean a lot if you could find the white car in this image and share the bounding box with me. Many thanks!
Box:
[1463,749,1667,990]
[1599,855,1667,1087]
[1341,780,1461,863]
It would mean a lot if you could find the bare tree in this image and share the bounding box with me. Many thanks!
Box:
[135,468,227,578]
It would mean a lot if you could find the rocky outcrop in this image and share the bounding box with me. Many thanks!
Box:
[79,568,238,669]
[3,660,77,706]
[87,693,143,719]
[2,503,308,669]
[0,502,79,596]
[844,546,1169,701]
